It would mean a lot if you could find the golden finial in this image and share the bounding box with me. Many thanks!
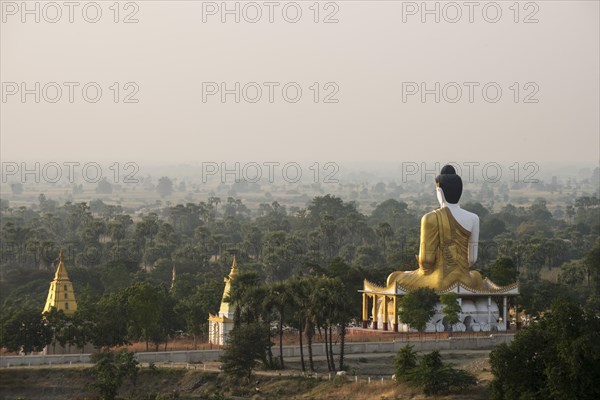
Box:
[229,256,238,277]
[53,249,69,281]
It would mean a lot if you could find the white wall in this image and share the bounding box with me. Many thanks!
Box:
[0,334,514,368]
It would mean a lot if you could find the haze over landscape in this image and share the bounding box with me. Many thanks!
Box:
[1,1,598,165]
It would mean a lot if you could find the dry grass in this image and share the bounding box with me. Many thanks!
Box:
[0,351,491,400]
[284,379,487,400]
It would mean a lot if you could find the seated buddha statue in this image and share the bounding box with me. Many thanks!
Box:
[387,165,484,290]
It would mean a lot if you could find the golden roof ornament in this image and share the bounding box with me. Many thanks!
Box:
[229,256,238,277]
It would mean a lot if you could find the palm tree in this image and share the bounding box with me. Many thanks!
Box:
[226,271,261,326]
[440,292,461,338]
[269,281,292,369]
[312,277,337,371]
[253,285,275,368]
[208,196,221,217]
[288,277,313,372]
[320,215,337,262]
[330,278,352,371]
[302,279,319,372]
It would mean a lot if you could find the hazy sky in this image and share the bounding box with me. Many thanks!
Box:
[1,0,599,168]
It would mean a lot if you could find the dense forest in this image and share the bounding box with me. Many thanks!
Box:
[0,189,598,354]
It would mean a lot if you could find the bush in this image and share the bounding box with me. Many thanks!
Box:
[220,322,271,380]
[90,350,140,400]
[489,298,600,400]
[393,344,417,383]
[393,347,477,396]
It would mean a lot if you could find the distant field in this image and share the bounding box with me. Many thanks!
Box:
[1,183,574,215]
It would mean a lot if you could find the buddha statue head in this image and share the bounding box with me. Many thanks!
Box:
[435,165,463,205]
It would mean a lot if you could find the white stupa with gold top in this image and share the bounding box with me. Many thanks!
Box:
[208,257,238,345]
[43,250,77,316]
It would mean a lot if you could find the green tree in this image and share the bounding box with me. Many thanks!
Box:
[319,215,338,262]
[369,199,414,231]
[558,260,586,286]
[135,213,160,246]
[101,261,134,293]
[480,217,506,240]
[295,276,318,372]
[246,284,275,368]
[330,278,353,372]
[353,244,385,270]
[268,281,292,369]
[489,298,600,400]
[69,309,96,352]
[518,280,562,318]
[90,350,139,400]
[287,276,313,372]
[43,307,70,352]
[312,276,342,372]
[155,286,182,351]
[0,303,52,354]
[489,257,519,286]
[307,195,357,227]
[583,240,600,295]
[375,222,394,258]
[398,288,438,333]
[395,347,477,396]
[440,292,461,336]
[227,271,261,326]
[220,322,271,381]
[120,282,166,351]
[407,351,477,396]
[175,281,222,349]
[87,293,129,350]
[393,344,418,383]
[327,257,363,319]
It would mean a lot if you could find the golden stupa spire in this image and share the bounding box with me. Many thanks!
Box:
[43,250,77,316]
[229,255,238,277]
[208,256,239,345]
[53,249,69,281]
[217,256,239,315]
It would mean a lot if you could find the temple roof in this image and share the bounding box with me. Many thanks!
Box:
[362,277,519,296]
[208,314,233,323]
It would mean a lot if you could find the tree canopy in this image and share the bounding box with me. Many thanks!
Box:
[489,298,600,400]
[398,288,438,332]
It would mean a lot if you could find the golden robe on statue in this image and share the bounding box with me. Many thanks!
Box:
[387,207,483,290]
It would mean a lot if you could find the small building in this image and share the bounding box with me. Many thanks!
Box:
[208,257,238,345]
